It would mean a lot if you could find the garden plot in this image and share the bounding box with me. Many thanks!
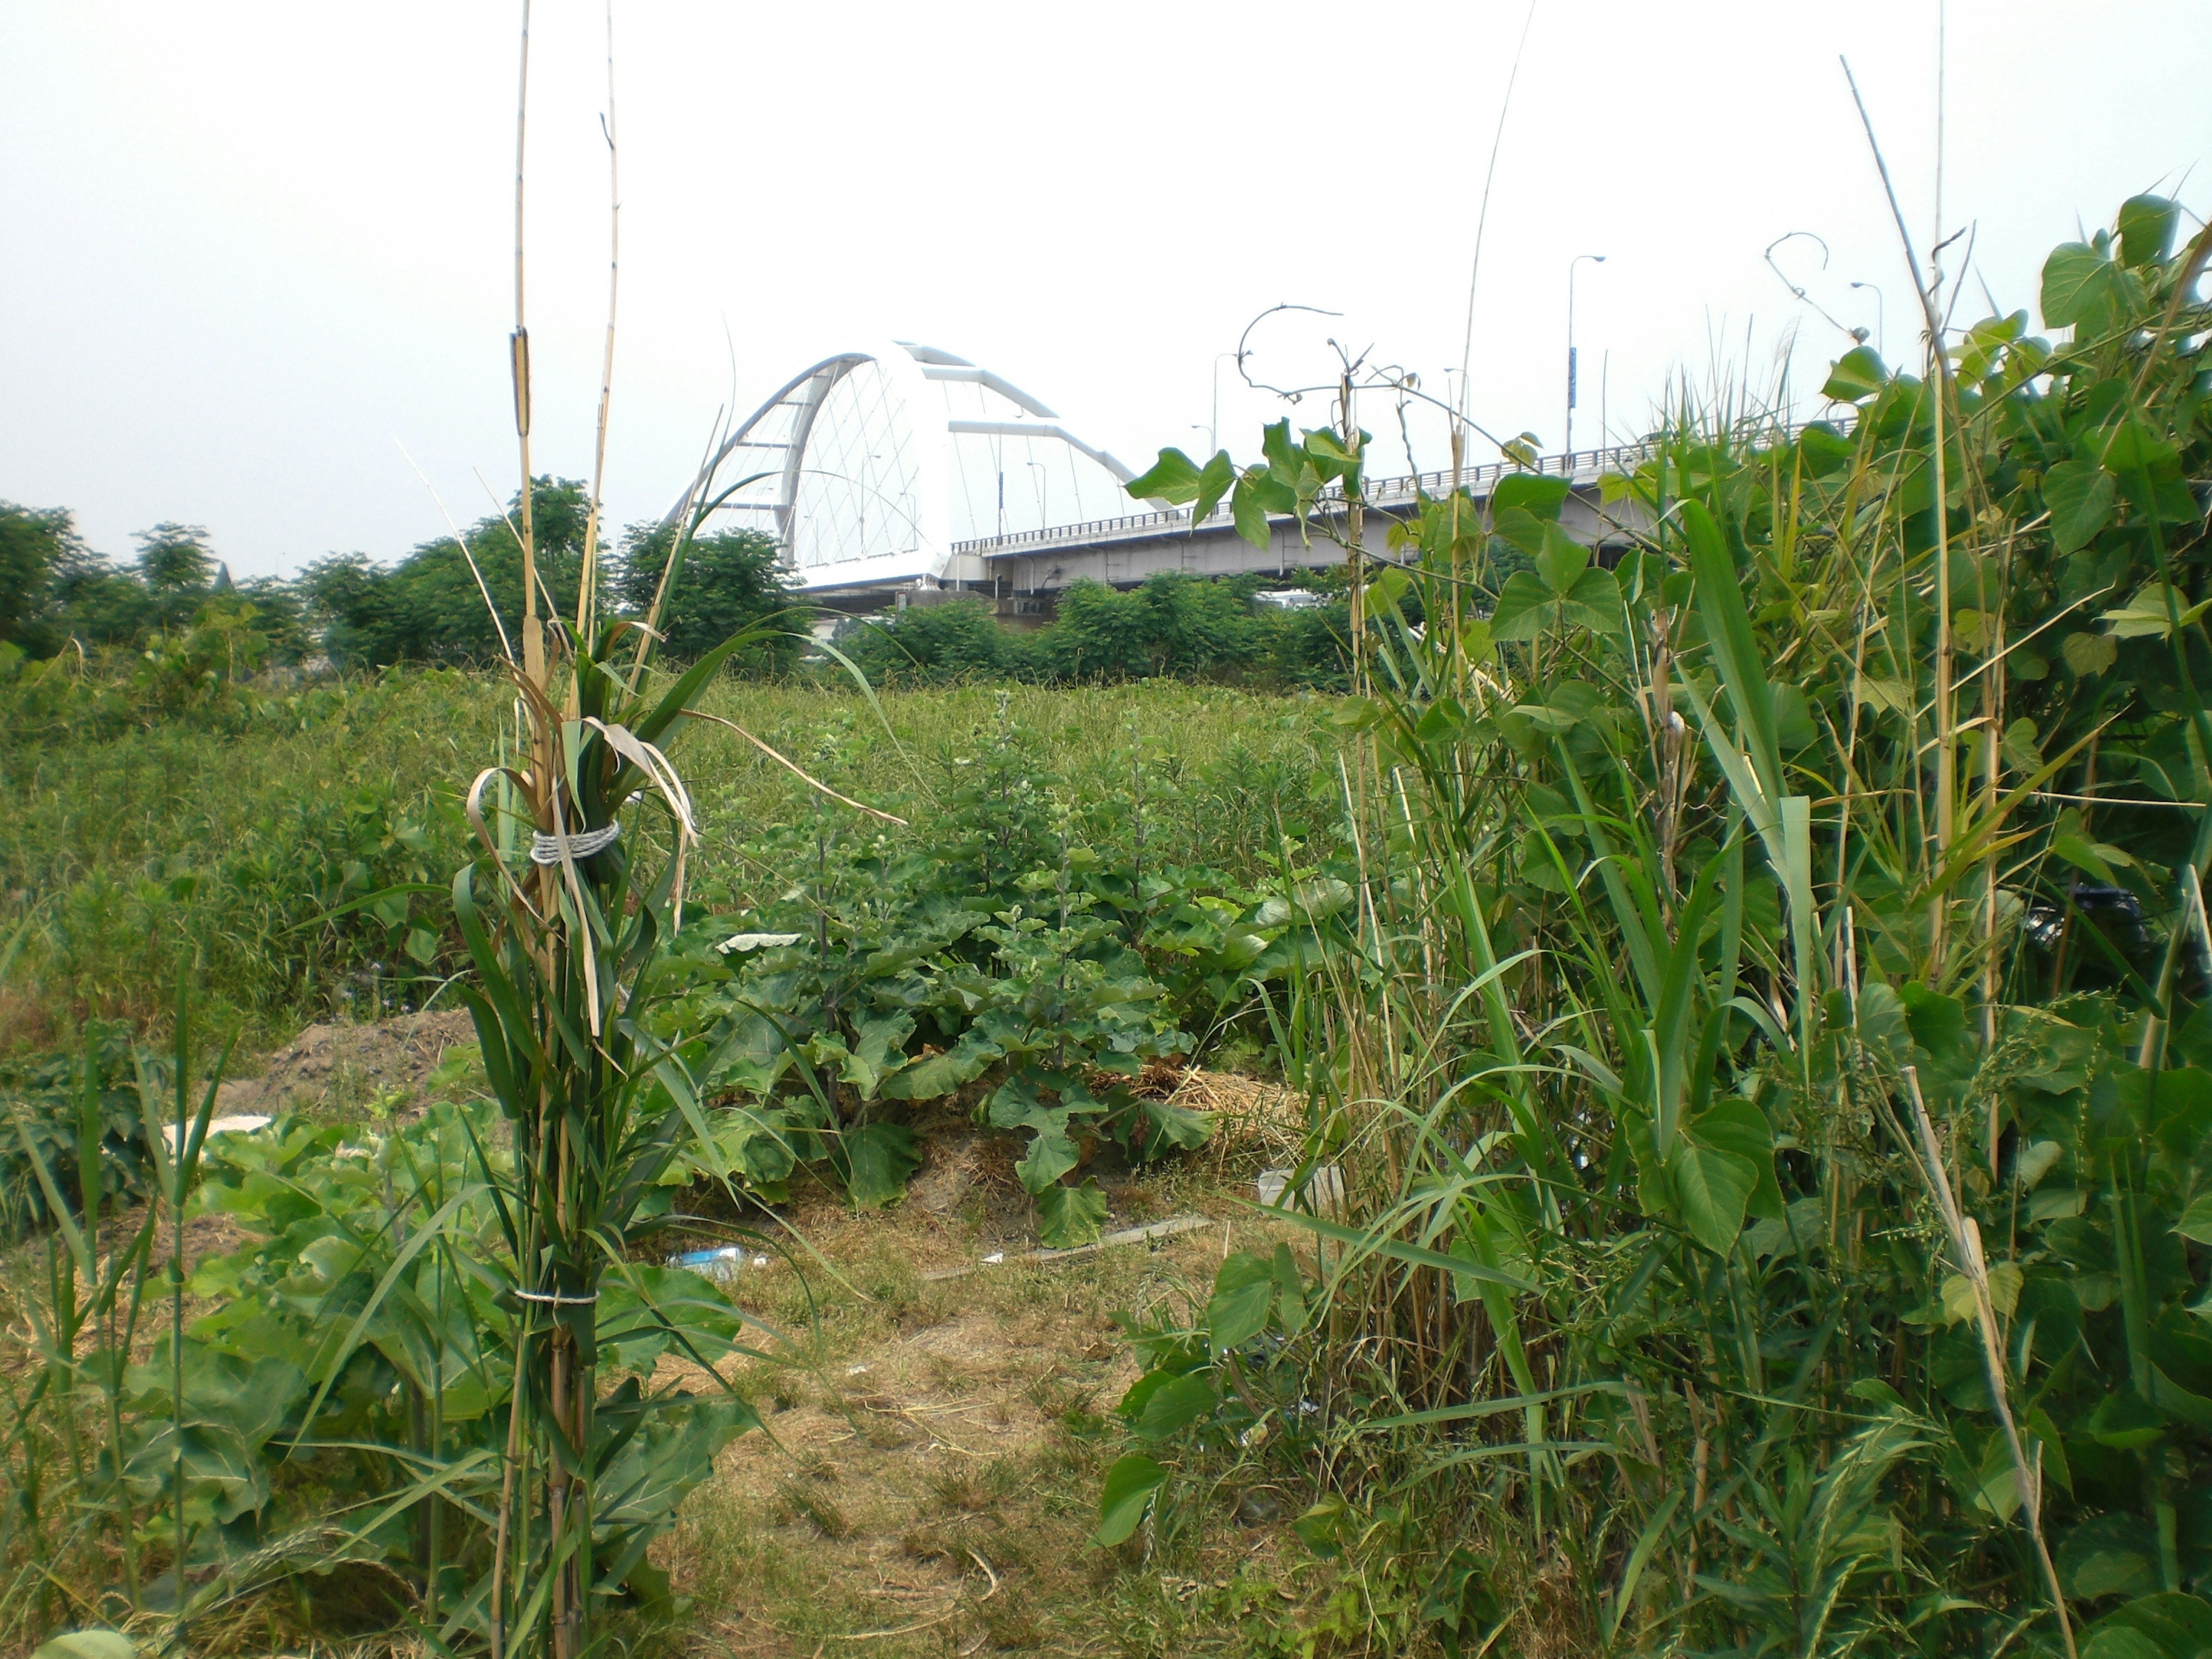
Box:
[654,1150,1317,1658]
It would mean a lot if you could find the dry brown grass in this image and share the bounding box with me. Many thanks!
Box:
[647,1109,1340,1658]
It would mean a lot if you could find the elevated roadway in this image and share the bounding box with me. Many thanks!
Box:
[820,440,1662,620]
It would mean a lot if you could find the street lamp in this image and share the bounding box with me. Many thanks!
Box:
[1025,460,1050,530]
[1567,253,1606,457]
[1851,281,1885,358]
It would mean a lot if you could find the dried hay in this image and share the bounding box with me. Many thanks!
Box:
[1128,1062,1305,1173]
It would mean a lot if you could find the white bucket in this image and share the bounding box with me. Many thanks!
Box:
[1256,1165,1345,1218]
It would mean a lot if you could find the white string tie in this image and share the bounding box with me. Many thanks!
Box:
[529,823,621,865]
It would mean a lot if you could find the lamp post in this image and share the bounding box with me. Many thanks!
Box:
[1025,460,1050,530]
[1851,281,1885,358]
[1567,253,1605,459]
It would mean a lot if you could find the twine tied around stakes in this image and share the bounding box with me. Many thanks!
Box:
[528,823,620,866]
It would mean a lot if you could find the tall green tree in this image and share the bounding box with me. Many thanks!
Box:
[611,521,802,671]
[130,522,218,632]
[0,502,82,656]
[304,477,593,667]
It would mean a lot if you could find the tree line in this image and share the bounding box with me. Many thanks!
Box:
[0,477,803,677]
[1,475,1373,691]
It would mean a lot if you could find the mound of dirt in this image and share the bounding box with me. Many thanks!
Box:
[216,1007,475,1116]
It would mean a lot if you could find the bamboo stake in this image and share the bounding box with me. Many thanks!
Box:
[512,0,542,689]
[1840,57,1958,968]
[1902,1068,2077,1659]
[574,0,621,650]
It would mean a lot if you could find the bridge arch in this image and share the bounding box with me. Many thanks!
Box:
[677,340,1139,593]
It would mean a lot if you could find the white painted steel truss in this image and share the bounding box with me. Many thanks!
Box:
[683,341,1137,592]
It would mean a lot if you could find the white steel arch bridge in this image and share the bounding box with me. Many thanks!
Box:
[679,339,1142,600]
[676,340,1671,616]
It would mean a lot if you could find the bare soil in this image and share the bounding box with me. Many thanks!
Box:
[214,1007,476,1118]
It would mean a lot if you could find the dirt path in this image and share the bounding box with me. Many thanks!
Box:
[660,1164,1309,1658]
[191,1012,1323,1654]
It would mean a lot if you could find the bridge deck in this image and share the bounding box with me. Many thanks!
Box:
[795,430,1802,612]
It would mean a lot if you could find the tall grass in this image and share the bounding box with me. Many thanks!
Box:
[1111,195,2212,1656]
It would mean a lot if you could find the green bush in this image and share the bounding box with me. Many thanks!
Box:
[609,521,802,672]
[834,571,1357,689]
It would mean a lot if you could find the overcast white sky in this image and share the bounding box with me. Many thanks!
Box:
[3,1,2207,580]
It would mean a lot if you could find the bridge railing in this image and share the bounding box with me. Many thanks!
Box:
[946,427,1817,559]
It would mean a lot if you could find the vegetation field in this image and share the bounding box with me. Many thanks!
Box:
[4,193,2212,1659]
[1,675,1332,1055]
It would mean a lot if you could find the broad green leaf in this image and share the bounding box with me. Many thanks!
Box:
[1190,449,1235,521]
[1036,1177,1108,1247]
[1013,1118,1081,1193]
[1207,1251,1276,1353]
[1687,1099,1782,1221]
[1533,523,1589,594]
[2042,241,2113,328]
[2043,458,2116,553]
[842,1012,916,1101]
[1797,420,1855,474]
[1230,473,1274,550]
[1094,1452,1166,1546]
[2175,1192,2212,1244]
[841,1120,918,1208]
[1941,1268,2022,1327]
[2061,1512,2159,1599]
[1562,566,1624,634]
[1126,446,1202,500]
[2081,1631,2168,1659]
[1975,1426,2023,1521]
[2118,194,2180,268]
[2088,1387,2162,1450]
[2063,631,2118,676]
[1820,344,1889,402]
[2051,826,2134,885]
[1491,472,1570,521]
[596,1394,759,1539]
[2103,416,2181,475]
[1984,1262,2023,1317]
[1491,505,1552,557]
[1126,446,1235,523]
[1133,1372,1216,1440]
[2101,585,2212,640]
[1487,571,1554,642]
[1138,1095,1212,1155]
[2088,1592,2212,1657]
[881,1036,996,1100]
[1292,1495,1346,1559]
[1852,675,1913,716]
[1668,1141,1757,1255]
[119,1418,267,1524]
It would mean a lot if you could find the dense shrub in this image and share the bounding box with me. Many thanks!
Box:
[609,521,803,671]
[835,570,1361,689]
